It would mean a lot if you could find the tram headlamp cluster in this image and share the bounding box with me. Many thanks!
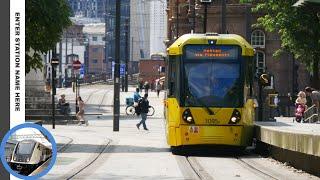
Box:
[182,109,195,124]
[13,157,17,161]
[229,109,241,124]
[26,157,30,162]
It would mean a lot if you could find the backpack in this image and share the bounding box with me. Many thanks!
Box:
[135,99,143,116]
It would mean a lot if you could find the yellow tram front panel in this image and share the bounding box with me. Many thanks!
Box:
[165,98,254,147]
[177,125,243,146]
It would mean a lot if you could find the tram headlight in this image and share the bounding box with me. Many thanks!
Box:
[186,116,193,123]
[182,109,195,124]
[231,117,237,123]
[26,157,30,162]
[229,109,241,124]
[13,157,17,161]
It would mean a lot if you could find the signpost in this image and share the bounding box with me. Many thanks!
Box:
[120,64,125,77]
[73,60,82,113]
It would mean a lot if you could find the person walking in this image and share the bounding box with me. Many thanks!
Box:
[136,93,150,130]
[144,81,150,94]
[76,96,88,126]
[156,81,161,97]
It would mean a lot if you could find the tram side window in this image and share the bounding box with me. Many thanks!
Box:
[168,56,177,97]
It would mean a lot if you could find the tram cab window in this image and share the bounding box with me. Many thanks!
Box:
[168,56,177,97]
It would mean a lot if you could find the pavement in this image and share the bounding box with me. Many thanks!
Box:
[255,117,320,157]
[36,84,320,179]
[41,86,185,179]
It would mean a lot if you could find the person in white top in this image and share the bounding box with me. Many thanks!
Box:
[76,96,88,126]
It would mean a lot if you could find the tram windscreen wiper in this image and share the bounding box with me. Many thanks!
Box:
[187,91,214,115]
[196,97,214,115]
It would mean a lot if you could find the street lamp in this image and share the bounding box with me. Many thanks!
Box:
[51,57,59,129]
[200,0,212,33]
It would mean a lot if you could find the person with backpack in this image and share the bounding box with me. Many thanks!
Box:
[136,93,150,130]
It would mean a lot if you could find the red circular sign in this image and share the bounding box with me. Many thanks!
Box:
[73,60,82,70]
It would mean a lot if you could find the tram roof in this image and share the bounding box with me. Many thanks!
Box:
[167,33,254,57]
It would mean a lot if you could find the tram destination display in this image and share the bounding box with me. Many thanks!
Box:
[184,45,239,60]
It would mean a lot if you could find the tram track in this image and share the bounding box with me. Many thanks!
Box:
[176,155,213,180]
[177,149,281,180]
[59,138,112,180]
[234,155,279,180]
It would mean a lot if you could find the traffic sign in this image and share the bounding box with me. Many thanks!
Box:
[73,60,81,70]
[120,64,125,77]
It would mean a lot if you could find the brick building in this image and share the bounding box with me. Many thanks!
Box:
[166,0,311,96]
[139,59,165,85]
[87,45,107,74]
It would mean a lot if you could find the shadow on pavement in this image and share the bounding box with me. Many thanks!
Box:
[56,144,170,153]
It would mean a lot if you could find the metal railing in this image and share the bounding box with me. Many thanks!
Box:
[304,104,319,123]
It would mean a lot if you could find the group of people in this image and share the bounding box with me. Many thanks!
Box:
[138,80,163,97]
[58,94,87,126]
[294,87,320,122]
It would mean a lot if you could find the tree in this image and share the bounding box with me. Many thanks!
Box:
[253,0,320,89]
[26,0,72,73]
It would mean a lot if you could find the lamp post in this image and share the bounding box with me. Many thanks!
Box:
[200,0,212,33]
[51,55,59,129]
[221,0,226,34]
[113,0,121,131]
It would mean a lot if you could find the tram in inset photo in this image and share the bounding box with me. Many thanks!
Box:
[10,139,52,173]
[164,33,256,153]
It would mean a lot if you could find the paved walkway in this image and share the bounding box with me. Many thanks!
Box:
[42,86,185,179]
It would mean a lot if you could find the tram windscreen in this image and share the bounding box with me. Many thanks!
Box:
[183,61,242,107]
[16,142,35,155]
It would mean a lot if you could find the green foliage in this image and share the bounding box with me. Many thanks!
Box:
[26,0,72,73]
[240,0,252,3]
[253,0,320,87]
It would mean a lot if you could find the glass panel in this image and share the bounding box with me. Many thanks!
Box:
[184,61,242,107]
[16,142,35,155]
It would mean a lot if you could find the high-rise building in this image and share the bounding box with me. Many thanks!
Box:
[68,0,106,18]
[150,0,167,55]
[130,0,150,61]
[105,0,130,77]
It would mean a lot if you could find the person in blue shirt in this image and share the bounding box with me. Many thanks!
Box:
[133,88,141,103]
[133,88,142,116]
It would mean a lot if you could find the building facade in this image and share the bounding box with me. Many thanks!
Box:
[68,0,106,18]
[130,0,150,61]
[83,23,107,75]
[166,0,310,96]
[105,0,130,78]
[150,0,167,55]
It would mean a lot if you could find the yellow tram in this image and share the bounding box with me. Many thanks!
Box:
[164,33,256,151]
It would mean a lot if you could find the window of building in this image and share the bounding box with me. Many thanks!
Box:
[255,51,265,75]
[92,48,99,52]
[92,36,98,41]
[103,59,106,63]
[92,59,98,63]
[251,30,265,48]
[102,36,106,41]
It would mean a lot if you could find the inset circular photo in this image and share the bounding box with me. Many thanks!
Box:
[0,123,57,179]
